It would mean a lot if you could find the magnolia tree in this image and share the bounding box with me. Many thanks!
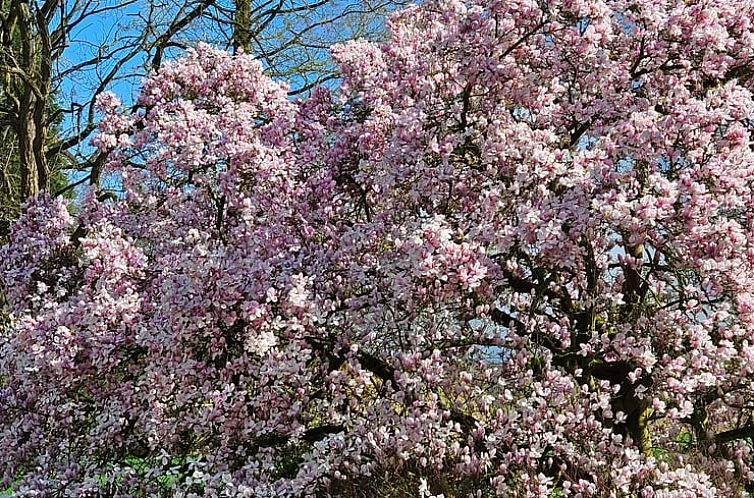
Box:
[3,0,754,496]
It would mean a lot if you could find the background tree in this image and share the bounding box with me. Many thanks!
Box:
[214,0,400,92]
[0,0,73,233]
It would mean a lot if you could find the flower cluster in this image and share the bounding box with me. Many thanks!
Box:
[4,0,754,496]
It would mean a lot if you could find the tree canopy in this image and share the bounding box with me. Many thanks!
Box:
[3,0,754,496]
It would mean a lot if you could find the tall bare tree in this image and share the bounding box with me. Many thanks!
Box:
[215,0,401,93]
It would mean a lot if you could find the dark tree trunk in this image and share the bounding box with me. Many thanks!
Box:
[233,0,251,53]
[18,94,49,199]
[13,0,52,200]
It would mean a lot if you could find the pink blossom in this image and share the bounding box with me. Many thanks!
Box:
[4,0,754,496]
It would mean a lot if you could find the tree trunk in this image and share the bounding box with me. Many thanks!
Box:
[18,94,48,199]
[14,0,51,200]
[628,399,653,456]
[233,0,251,53]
